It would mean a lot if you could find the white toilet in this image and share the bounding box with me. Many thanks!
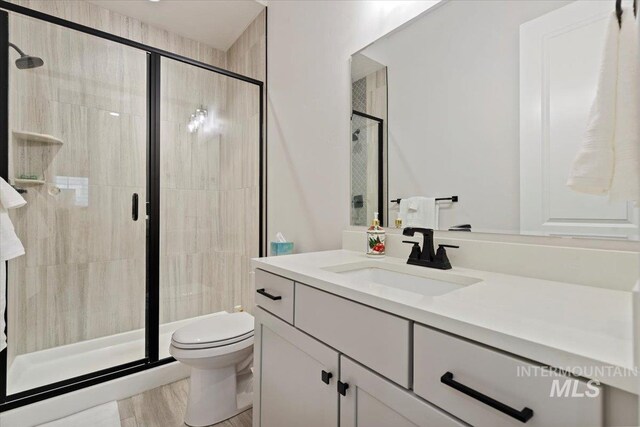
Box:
[170,311,254,427]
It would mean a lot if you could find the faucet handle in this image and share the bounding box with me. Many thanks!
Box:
[402,240,421,260]
[435,244,458,270]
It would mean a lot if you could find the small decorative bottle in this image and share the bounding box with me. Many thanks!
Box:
[366,212,386,257]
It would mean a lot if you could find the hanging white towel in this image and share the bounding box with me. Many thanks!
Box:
[0,179,26,261]
[634,279,640,371]
[0,261,6,352]
[567,8,639,202]
[0,178,26,211]
[0,177,27,352]
[399,197,438,229]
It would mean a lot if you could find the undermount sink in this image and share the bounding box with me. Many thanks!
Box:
[325,262,481,297]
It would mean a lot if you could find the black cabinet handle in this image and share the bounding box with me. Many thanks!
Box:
[337,381,349,396]
[132,193,139,221]
[256,288,282,301]
[441,372,533,423]
[321,370,333,385]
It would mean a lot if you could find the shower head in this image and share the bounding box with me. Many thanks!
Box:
[16,55,44,69]
[9,42,44,69]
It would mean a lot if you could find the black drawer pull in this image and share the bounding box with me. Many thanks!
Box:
[321,370,333,384]
[131,193,139,221]
[256,288,282,301]
[441,372,534,423]
[337,381,349,396]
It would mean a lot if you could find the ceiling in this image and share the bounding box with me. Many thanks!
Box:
[87,0,265,51]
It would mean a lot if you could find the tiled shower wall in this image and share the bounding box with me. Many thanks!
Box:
[6,0,265,364]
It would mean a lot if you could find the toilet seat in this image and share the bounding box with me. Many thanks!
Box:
[172,331,254,350]
[169,334,254,362]
[171,312,254,350]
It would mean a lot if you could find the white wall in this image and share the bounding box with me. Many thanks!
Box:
[361,0,569,233]
[266,0,439,253]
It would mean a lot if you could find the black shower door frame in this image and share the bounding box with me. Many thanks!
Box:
[0,1,266,411]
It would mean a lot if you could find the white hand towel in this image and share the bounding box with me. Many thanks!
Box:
[609,8,639,202]
[399,197,438,229]
[0,261,5,352]
[567,9,639,202]
[0,178,26,261]
[0,177,27,352]
[634,279,640,368]
[0,178,26,210]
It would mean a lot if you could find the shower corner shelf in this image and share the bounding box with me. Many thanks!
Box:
[12,130,64,145]
[13,178,46,186]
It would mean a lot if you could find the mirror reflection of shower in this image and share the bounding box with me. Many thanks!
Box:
[9,42,44,69]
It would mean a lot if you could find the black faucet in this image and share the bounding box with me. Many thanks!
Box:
[402,227,458,270]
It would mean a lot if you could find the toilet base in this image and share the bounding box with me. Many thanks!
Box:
[184,366,253,427]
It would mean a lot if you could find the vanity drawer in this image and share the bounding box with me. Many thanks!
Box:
[295,283,411,387]
[413,325,603,427]
[255,269,294,324]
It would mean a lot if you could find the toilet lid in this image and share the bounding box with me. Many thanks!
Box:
[171,312,254,350]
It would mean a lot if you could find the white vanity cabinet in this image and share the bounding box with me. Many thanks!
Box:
[339,356,467,427]
[253,269,609,427]
[254,307,339,427]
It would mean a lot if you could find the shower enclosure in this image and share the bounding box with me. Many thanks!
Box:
[0,2,264,411]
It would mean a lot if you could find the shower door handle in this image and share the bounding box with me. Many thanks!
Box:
[132,193,139,221]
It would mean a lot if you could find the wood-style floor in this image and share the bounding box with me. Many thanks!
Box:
[118,379,252,427]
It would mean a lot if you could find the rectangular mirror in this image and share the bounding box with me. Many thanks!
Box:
[350,0,639,240]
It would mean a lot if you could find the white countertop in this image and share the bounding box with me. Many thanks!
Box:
[252,249,636,394]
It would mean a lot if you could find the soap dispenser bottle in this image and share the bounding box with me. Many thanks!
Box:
[366,212,386,257]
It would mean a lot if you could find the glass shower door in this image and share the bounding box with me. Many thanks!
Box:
[158,57,261,357]
[5,13,147,394]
